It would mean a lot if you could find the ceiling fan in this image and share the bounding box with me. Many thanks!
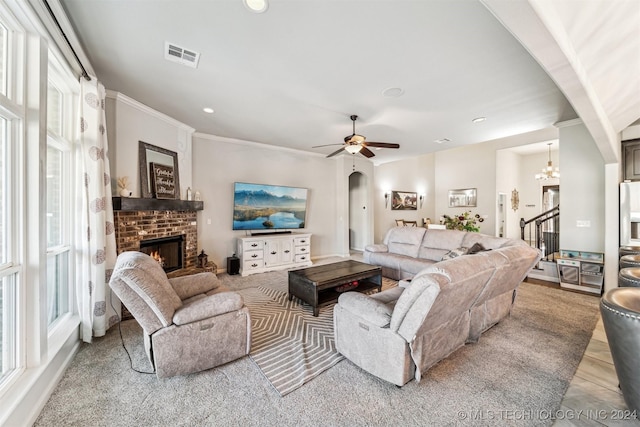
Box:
[313,115,400,158]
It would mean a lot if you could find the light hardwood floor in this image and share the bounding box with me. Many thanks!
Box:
[555,311,639,426]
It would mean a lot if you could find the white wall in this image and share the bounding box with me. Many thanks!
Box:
[558,120,605,252]
[373,154,436,243]
[372,128,559,241]
[192,134,344,268]
[495,149,522,239]
[106,92,194,198]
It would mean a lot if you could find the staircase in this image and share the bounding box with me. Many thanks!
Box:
[520,205,560,283]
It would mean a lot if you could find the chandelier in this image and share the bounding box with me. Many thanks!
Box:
[535,142,560,180]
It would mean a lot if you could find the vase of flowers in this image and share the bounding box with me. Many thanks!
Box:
[442,211,483,232]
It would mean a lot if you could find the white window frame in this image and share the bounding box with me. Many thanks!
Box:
[0,1,25,393]
[45,134,72,331]
[46,52,78,341]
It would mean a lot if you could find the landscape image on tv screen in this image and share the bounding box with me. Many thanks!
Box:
[233,182,308,230]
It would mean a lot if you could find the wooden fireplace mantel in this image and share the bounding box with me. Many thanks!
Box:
[112,197,204,212]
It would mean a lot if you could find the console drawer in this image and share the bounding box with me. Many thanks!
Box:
[295,245,309,255]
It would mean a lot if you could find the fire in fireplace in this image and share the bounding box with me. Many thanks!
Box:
[139,235,185,272]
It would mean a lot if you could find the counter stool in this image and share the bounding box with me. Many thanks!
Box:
[619,268,640,288]
[620,255,640,270]
[600,287,640,412]
[619,246,640,259]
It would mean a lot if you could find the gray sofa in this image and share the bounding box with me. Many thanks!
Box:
[335,228,540,386]
[364,226,529,280]
[109,251,251,378]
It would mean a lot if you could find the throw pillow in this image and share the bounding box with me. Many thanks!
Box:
[466,242,487,255]
[441,247,468,261]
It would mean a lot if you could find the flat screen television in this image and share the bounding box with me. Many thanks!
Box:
[232,182,308,231]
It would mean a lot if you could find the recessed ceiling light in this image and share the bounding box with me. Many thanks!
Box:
[243,0,268,13]
[203,107,214,114]
[382,87,404,97]
[472,117,487,123]
[434,138,451,144]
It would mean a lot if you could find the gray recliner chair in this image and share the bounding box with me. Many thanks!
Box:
[109,251,251,378]
[600,287,640,412]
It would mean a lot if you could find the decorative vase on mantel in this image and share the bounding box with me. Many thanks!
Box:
[117,176,133,197]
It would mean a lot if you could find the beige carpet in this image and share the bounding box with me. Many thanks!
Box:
[34,268,600,427]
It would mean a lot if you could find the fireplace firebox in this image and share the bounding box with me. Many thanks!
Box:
[139,235,185,273]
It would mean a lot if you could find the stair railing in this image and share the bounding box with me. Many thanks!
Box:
[520,205,560,261]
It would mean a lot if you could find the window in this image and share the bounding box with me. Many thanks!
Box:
[0,10,20,386]
[0,22,7,96]
[46,79,73,329]
[0,115,18,379]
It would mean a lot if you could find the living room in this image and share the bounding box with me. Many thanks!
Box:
[1,0,639,425]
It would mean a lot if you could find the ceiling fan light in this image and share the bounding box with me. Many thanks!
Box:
[350,134,365,144]
[243,0,268,13]
[345,145,363,154]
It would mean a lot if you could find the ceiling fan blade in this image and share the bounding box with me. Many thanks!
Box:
[363,142,400,149]
[360,147,375,158]
[312,143,345,148]
[327,147,346,158]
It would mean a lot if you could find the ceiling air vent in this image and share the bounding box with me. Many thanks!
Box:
[164,42,200,68]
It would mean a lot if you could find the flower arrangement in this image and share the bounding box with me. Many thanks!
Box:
[442,211,483,232]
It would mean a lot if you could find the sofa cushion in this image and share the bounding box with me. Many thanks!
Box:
[418,247,450,262]
[466,242,487,254]
[111,252,182,329]
[338,292,394,327]
[385,226,427,258]
[461,233,506,250]
[390,275,440,332]
[419,229,467,260]
[441,247,468,261]
[365,244,388,253]
[169,272,221,301]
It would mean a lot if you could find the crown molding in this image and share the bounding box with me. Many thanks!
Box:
[106,90,195,134]
[193,132,326,158]
[554,118,584,128]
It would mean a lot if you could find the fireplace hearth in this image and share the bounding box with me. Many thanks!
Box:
[140,235,185,273]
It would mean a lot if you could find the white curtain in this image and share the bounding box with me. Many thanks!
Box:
[76,77,119,342]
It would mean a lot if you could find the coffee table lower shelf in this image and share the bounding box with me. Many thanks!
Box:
[288,260,382,316]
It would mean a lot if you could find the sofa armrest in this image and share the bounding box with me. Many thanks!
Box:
[173,292,244,326]
[169,272,221,301]
[337,292,393,327]
[365,244,388,253]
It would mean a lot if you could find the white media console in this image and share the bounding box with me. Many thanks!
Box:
[237,232,312,276]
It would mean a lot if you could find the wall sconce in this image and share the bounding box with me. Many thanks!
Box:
[419,195,424,208]
[384,192,389,208]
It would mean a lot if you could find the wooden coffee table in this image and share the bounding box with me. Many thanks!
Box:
[288,260,382,316]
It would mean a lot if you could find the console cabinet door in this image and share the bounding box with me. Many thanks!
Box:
[265,239,294,266]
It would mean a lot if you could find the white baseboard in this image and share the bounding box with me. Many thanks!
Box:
[0,329,80,426]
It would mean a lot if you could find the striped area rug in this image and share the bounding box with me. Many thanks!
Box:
[241,286,343,396]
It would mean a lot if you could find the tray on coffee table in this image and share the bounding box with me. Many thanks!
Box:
[288,260,382,316]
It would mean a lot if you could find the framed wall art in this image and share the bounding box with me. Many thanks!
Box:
[391,191,417,210]
[139,141,180,199]
[448,188,477,208]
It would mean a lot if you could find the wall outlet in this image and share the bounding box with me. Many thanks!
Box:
[207,218,212,225]
[576,220,591,228]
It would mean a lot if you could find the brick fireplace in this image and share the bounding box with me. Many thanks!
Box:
[113,197,204,271]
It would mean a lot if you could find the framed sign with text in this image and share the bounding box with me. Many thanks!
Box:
[151,162,177,199]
